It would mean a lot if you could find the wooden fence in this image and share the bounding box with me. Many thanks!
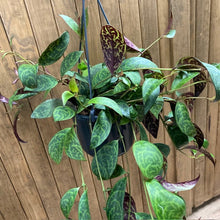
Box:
[0,0,219,219]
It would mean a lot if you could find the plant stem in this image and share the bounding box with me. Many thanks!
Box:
[94,150,107,202]
[79,161,86,191]
[115,120,132,220]
[140,36,163,55]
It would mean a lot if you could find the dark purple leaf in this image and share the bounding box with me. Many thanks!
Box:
[164,12,173,35]
[193,123,204,148]
[124,36,141,53]
[176,57,207,97]
[13,112,27,143]
[100,25,126,74]
[123,192,137,220]
[143,111,159,138]
[156,175,200,192]
[181,145,216,166]
[0,93,17,105]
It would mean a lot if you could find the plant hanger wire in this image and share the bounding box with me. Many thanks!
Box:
[80,0,110,122]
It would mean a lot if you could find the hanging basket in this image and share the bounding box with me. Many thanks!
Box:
[76,114,134,156]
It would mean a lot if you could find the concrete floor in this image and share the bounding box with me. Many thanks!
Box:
[188,196,220,220]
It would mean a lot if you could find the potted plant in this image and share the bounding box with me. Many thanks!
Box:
[1,1,218,219]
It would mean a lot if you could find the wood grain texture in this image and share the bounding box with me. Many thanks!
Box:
[171,0,193,215]
[0,1,219,219]
[193,0,211,207]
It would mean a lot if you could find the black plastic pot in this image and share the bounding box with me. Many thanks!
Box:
[76,114,134,156]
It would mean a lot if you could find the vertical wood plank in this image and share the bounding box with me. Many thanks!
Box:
[206,0,219,202]
[118,0,145,213]
[0,1,65,219]
[0,157,27,220]
[171,0,193,215]
[193,0,211,207]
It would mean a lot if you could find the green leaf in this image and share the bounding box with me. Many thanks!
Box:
[171,71,199,91]
[90,111,112,149]
[9,91,38,103]
[106,177,127,220]
[24,75,58,92]
[53,106,75,121]
[62,91,75,106]
[100,25,126,74]
[78,190,91,220]
[60,187,80,219]
[142,78,164,114]
[118,57,162,74]
[60,51,83,77]
[88,97,123,116]
[31,99,74,119]
[91,140,118,180]
[146,179,186,219]
[124,71,141,85]
[64,127,86,161]
[48,128,71,163]
[60,14,80,35]
[18,64,38,88]
[113,82,129,94]
[92,66,111,89]
[167,124,189,148]
[135,212,153,220]
[115,100,130,118]
[136,122,148,141]
[150,96,164,119]
[175,102,196,137]
[110,164,126,179]
[38,31,69,66]
[69,78,79,93]
[203,62,220,101]
[133,141,163,179]
[154,143,170,157]
[164,29,176,38]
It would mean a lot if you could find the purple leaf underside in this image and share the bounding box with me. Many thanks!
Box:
[156,175,200,192]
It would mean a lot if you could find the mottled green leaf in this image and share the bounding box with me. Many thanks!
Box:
[142,78,164,114]
[110,164,126,179]
[53,106,75,121]
[78,190,91,220]
[171,71,199,91]
[150,96,164,119]
[175,102,196,137]
[118,57,162,74]
[124,71,141,85]
[9,91,37,103]
[31,99,74,119]
[18,64,38,88]
[100,25,126,74]
[88,97,122,116]
[92,66,111,89]
[24,75,58,92]
[64,127,86,161]
[135,212,153,220]
[146,179,186,219]
[106,177,127,220]
[60,187,80,218]
[167,123,189,148]
[39,31,70,66]
[91,140,118,180]
[133,141,163,179]
[48,128,71,163]
[203,62,220,101]
[113,82,129,94]
[115,100,130,118]
[60,51,83,77]
[60,14,80,35]
[90,111,112,149]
